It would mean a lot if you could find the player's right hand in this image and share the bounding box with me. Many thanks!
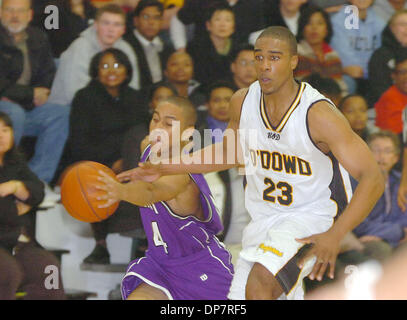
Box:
[116,163,162,183]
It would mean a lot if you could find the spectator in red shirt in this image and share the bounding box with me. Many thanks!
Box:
[375,51,407,135]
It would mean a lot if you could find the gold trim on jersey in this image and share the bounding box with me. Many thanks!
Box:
[260,82,306,133]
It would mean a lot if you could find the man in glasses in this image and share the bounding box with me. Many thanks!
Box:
[228,44,257,90]
[353,130,407,249]
[0,0,69,190]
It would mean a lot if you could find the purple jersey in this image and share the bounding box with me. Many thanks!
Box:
[121,145,234,300]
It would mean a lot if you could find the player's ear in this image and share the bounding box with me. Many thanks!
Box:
[290,54,299,71]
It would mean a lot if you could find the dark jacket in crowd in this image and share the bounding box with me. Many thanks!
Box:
[177,0,264,45]
[262,0,309,32]
[68,80,150,167]
[368,24,407,106]
[0,25,56,110]
[0,33,23,98]
[123,31,174,89]
[0,155,45,251]
[187,33,239,87]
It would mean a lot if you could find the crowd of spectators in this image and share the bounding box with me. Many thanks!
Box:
[2,0,407,299]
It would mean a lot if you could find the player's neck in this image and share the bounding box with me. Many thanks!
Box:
[263,79,299,112]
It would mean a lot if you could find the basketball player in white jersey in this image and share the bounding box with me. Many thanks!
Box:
[118,26,385,300]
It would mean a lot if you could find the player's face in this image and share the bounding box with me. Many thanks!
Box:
[349,0,373,10]
[207,87,234,122]
[0,120,13,156]
[95,13,126,48]
[303,12,328,45]
[254,37,298,95]
[392,60,407,95]
[231,50,257,88]
[340,96,368,133]
[134,6,163,41]
[206,10,235,39]
[165,52,194,84]
[0,0,32,34]
[149,86,176,111]
[98,53,128,89]
[369,137,399,175]
[391,13,407,47]
[149,102,186,153]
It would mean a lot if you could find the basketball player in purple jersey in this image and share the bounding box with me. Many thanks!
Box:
[96,96,233,300]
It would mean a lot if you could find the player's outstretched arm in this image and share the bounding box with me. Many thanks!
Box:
[297,101,385,281]
[116,88,249,183]
[96,170,190,208]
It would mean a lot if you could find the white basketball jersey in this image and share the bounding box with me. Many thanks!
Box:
[238,81,352,249]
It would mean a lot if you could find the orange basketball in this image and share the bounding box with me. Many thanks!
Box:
[60,161,119,223]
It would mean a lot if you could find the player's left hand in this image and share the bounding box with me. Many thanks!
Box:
[95,170,123,208]
[296,230,341,281]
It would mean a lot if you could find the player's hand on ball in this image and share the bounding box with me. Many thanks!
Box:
[296,230,341,281]
[96,170,123,208]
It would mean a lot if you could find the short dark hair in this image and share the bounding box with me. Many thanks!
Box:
[89,48,133,87]
[160,96,197,126]
[95,3,126,22]
[147,81,178,103]
[134,0,164,16]
[338,94,368,111]
[303,73,341,97]
[297,5,333,43]
[229,43,255,63]
[206,80,236,100]
[256,26,298,56]
[205,2,234,22]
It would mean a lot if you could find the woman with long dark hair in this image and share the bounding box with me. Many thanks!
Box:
[0,112,65,300]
